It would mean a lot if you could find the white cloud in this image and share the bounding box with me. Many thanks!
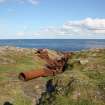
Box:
[0,0,39,5]
[28,0,39,5]
[16,32,25,36]
[1,18,105,39]
[34,18,105,38]
[14,18,105,39]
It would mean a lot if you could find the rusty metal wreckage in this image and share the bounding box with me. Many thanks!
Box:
[19,49,71,81]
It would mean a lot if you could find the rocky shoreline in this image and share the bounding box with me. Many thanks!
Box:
[0,46,105,105]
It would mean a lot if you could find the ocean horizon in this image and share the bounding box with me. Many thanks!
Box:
[0,39,105,51]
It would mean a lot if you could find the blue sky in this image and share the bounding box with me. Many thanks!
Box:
[0,0,105,39]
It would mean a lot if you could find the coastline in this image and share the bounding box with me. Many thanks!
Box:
[0,46,105,105]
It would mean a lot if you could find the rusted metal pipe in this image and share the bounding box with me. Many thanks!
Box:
[19,69,45,81]
[19,69,55,81]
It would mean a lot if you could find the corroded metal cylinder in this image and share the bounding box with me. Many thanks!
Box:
[19,69,45,81]
[19,69,54,81]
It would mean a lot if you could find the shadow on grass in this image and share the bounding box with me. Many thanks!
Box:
[3,101,13,105]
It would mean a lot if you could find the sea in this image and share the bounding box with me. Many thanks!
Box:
[0,39,105,51]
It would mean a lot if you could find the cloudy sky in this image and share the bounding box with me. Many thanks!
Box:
[0,0,105,39]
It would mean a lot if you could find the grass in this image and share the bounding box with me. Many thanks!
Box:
[0,51,46,81]
[0,48,105,105]
[38,48,105,105]
[0,48,46,105]
[13,93,32,105]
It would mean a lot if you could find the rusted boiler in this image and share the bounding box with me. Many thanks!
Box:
[19,49,70,81]
[37,49,50,61]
